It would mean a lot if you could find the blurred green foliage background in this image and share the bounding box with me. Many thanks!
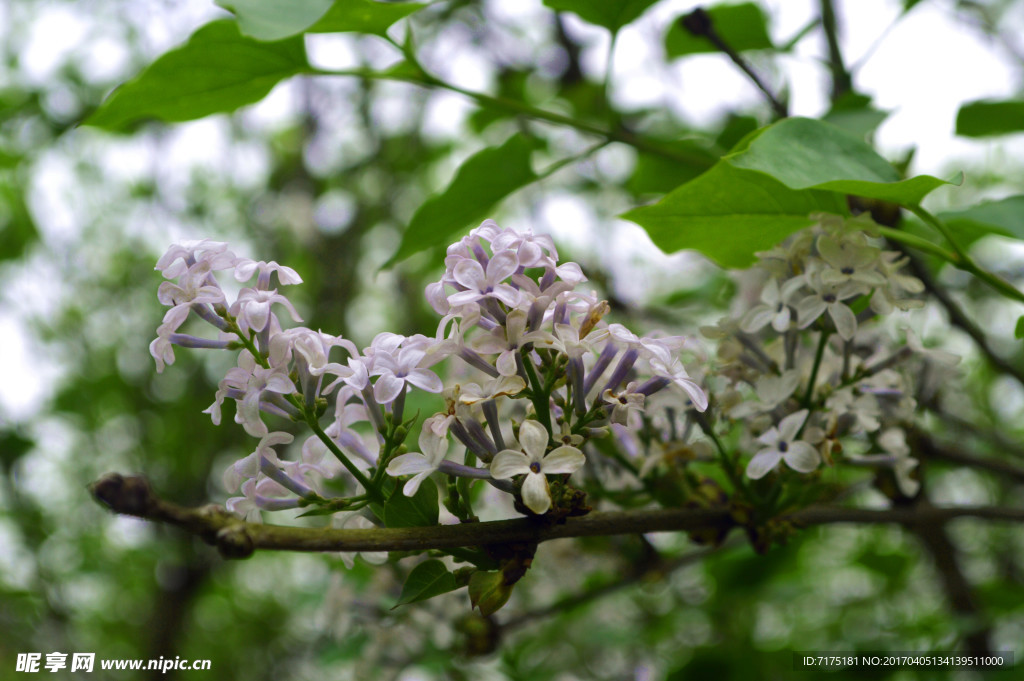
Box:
[2,0,1024,679]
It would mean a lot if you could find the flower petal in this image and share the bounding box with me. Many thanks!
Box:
[541,446,586,475]
[517,420,549,460]
[746,449,781,479]
[783,441,820,473]
[387,453,436,477]
[489,450,531,479]
[520,472,551,514]
[828,302,857,340]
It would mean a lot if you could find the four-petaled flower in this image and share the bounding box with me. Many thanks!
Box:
[746,410,821,479]
[489,420,585,514]
[386,430,450,496]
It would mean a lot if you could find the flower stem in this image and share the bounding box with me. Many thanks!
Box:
[305,415,382,502]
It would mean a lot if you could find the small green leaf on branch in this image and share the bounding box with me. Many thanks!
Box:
[393,559,460,608]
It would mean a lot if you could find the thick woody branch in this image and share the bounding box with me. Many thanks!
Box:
[89,473,1024,558]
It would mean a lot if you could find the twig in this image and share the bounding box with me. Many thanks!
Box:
[819,0,853,102]
[680,8,788,119]
[502,537,741,631]
[918,435,1024,482]
[89,473,1024,558]
[907,485,993,656]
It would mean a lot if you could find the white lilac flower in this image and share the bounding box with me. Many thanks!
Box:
[457,375,527,404]
[602,381,646,425]
[646,345,709,412]
[490,419,585,514]
[795,273,865,340]
[816,233,886,287]
[740,276,805,333]
[870,252,925,314]
[746,409,821,479]
[729,370,801,418]
[386,430,450,496]
[878,427,920,497]
[223,431,294,493]
[826,388,881,433]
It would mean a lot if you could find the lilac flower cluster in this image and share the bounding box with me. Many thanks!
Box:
[150,222,709,521]
[706,214,958,492]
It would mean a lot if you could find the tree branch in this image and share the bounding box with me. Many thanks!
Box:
[89,473,1024,558]
[819,0,853,102]
[681,8,788,118]
[897,244,1024,388]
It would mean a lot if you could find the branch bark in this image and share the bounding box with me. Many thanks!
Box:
[89,473,1024,558]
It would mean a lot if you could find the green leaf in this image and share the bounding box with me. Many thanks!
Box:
[468,570,513,616]
[725,117,957,206]
[393,560,460,608]
[937,195,1024,246]
[665,3,773,58]
[821,93,888,139]
[216,0,333,41]
[381,479,438,528]
[956,99,1024,138]
[1015,315,1024,340]
[86,20,306,131]
[385,133,539,267]
[0,182,39,263]
[627,140,718,195]
[543,0,659,33]
[621,161,846,268]
[309,0,426,36]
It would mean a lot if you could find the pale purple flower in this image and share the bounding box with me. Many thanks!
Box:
[155,239,235,280]
[233,259,302,287]
[223,431,293,492]
[231,288,302,333]
[370,346,444,404]
[447,250,522,308]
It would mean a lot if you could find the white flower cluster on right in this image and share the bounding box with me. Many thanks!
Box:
[706,214,960,492]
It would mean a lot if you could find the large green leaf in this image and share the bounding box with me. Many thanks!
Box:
[956,99,1024,138]
[217,0,425,41]
[938,195,1024,246]
[385,133,539,266]
[725,117,957,205]
[215,0,333,41]
[393,559,460,608]
[86,20,306,130]
[665,3,773,58]
[308,0,426,36]
[379,479,439,528]
[621,161,846,268]
[544,0,659,33]
[627,140,718,195]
